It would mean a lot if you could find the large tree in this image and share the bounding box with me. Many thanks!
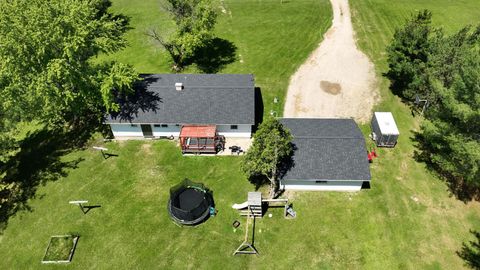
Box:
[0,0,137,131]
[416,26,480,190]
[149,0,217,71]
[242,117,293,198]
[386,10,480,195]
[386,10,436,100]
[0,0,138,224]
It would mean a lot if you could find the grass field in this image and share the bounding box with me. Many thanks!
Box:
[2,0,480,269]
[103,0,332,116]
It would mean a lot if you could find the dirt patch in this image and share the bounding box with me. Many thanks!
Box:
[320,81,342,95]
[284,0,379,122]
[141,143,152,154]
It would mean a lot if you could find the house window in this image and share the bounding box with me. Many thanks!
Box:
[131,124,138,127]
[154,124,161,127]
[315,181,328,184]
[161,124,168,128]
[230,125,238,130]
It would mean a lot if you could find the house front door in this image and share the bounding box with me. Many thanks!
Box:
[141,124,153,138]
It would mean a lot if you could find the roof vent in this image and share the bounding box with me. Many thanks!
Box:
[175,82,183,91]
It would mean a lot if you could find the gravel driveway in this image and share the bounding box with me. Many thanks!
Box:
[283,0,378,123]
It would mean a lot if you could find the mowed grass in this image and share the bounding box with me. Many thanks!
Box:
[350,0,480,269]
[103,0,332,116]
[2,139,480,269]
[2,0,480,269]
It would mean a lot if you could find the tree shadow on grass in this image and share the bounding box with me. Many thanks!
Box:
[0,124,96,232]
[458,230,480,269]
[411,131,480,203]
[190,37,237,73]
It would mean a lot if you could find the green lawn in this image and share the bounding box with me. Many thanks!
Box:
[103,0,332,116]
[2,0,480,269]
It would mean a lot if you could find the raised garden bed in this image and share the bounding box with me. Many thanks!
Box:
[41,235,79,264]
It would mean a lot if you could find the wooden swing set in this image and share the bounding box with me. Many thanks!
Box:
[233,206,259,255]
[233,192,297,256]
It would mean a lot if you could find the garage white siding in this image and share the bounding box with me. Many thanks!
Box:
[152,125,181,137]
[110,124,143,138]
[216,124,251,138]
[280,180,364,191]
[109,123,252,139]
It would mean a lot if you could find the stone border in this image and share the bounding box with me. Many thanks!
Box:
[41,235,79,264]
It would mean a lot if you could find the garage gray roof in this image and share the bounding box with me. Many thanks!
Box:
[106,74,255,125]
[280,118,371,182]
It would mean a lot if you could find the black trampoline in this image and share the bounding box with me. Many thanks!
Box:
[168,179,214,226]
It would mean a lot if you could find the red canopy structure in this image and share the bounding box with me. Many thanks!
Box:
[180,125,216,138]
[179,125,225,154]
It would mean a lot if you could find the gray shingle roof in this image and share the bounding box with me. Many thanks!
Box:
[106,74,255,125]
[280,118,371,181]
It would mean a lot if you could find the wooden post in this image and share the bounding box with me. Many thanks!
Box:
[262,198,289,218]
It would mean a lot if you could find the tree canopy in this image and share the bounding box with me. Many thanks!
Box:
[0,0,137,129]
[458,230,480,269]
[242,117,293,198]
[386,10,480,197]
[149,0,218,71]
[386,10,436,100]
[0,0,137,226]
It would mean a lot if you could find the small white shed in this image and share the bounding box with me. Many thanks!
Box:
[371,112,399,147]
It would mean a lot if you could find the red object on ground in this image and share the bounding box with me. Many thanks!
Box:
[367,152,373,163]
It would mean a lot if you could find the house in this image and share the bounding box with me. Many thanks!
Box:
[279,118,371,191]
[105,74,256,142]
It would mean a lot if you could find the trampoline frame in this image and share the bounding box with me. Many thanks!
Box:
[167,179,213,226]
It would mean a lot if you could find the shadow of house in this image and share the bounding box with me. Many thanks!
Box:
[109,75,162,122]
[0,128,86,232]
[190,38,237,74]
[252,87,264,133]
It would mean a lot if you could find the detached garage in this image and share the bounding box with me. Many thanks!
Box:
[279,118,371,191]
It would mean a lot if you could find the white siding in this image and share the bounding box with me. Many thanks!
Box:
[217,124,251,138]
[152,125,181,137]
[110,124,143,138]
[280,180,364,191]
[109,123,252,139]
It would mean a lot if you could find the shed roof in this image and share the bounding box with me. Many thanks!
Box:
[106,74,255,125]
[180,125,216,138]
[280,118,371,182]
[374,112,399,135]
